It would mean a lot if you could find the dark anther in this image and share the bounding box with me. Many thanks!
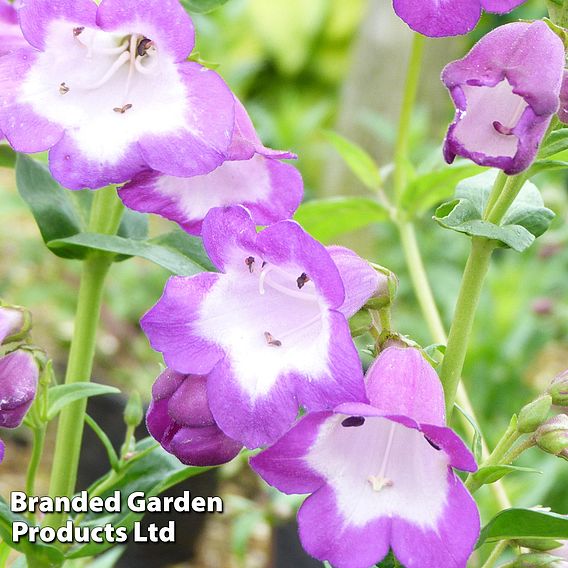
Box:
[245,256,255,273]
[342,416,365,428]
[492,120,514,136]
[113,104,133,114]
[264,331,282,348]
[425,436,441,451]
[262,261,267,268]
[73,27,85,37]
[59,82,70,95]
[137,38,154,57]
[297,272,310,289]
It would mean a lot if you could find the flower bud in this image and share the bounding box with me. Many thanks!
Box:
[0,350,39,428]
[535,415,568,460]
[517,395,552,434]
[0,306,31,345]
[146,369,242,466]
[124,391,143,428]
[515,539,563,552]
[548,370,568,407]
[508,552,563,567]
[364,264,398,310]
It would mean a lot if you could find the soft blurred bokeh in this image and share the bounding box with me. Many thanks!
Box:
[1,0,566,566]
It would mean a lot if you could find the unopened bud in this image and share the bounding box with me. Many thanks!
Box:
[518,396,552,433]
[515,539,563,552]
[532,298,554,317]
[548,370,568,407]
[535,415,568,460]
[508,552,563,567]
[349,310,373,338]
[364,264,398,310]
[0,306,31,345]
[124,391,143,428]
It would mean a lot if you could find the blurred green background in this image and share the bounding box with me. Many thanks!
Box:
[0,0,567,566]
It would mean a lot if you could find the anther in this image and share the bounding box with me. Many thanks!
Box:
[73,27,85,37]
[368,475,393,492]
[113,104,133,114]
[137,38,154,57]
[342,416,365,428]
[264,331,282,348]
[493,120,514,136]
[59,82,70,95]
[245,257,255,273]
[297,273,310,289]
[424,436,441,451]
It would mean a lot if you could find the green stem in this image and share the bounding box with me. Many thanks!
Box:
[485,174,527,224]
[46,186,123,529]
[501,437,535,465]
[440,237,495,416]
[25,427,46,500]
[481,540,509,568]
[483,171,508,220]
[393,33,425,205]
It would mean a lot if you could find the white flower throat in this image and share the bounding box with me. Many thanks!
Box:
[60,27,159,113]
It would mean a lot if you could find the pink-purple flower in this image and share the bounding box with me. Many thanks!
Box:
[141,205,380,449]
[0,0,235,190]
[443,21,565,175]
[146,369,243,466]
[251,347,480,568]
[393,0,526,37]
[0,0,26,57]
[118,98,303,235]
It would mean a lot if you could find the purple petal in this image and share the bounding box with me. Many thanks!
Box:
[392,0,481,37]
[0,439,4,463]
[141,274,225,375]
[96,0,195,61]
[139,62,234,179]
[0,351,39,429]
[327,246,381,318]
[481,0,526,13]
[558,70,568,125]
[0,307,24,344]
[151,368,187,400]
[146,397,174,443]
[18,0,97,51]
[168,374,215,427]
[443,21,564,174]
[391,473,480,568]
[206,358,301,449]
[250,412,330,495]
[364,347,446,426]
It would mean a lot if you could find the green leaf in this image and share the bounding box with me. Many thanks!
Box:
[0,145,16,168]
[179,0,228,13]
[472,465,541,486]
[47,383,121,421]
[349,310,373,337]
[16,155,84,258]
[85,414,120,471]
[67,438,214,559]
[48,233,210,276]
[528,159,568,175]
[324,131,382,189]
[539,128,568,159]
[403,163,485,214]
[454,403,483,463]
[477,508,568,547]
[295,197,389,244]
[0,498,65,567]
[433,171,554,252]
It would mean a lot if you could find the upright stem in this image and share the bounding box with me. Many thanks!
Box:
[46,186,123,529]
[393,33,425,205]
[25,428,46,499]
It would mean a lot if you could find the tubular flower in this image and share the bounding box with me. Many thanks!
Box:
[442,21,565,175]
[118,98,303,235]
[141,206,377,448]
[393,0,526,37]
[251,347,480,568]
[146,369,243,466]
[0,306,27,344]
[0,350,39,429]
[0,0,234,190]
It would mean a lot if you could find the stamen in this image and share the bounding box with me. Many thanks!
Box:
[264,331,282,348]
[59,82,70,95]
[493,121,513,136]
[425,436,441,451]
[368,475,393,492]
[85,50,130,89]
[113,104,133,114]
[342,416,365,428]
[73,27,85,37]
[367,421,397,492]
[134,54,159,75]
[258,266,318,302]
[137,38,154,57]
[245,257,255,273]
[297,273,310,289]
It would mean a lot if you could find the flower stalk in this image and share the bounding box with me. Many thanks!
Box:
[45,186,123,529]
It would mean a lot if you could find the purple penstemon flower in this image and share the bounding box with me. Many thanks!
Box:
[141,206,380,448]
[118,98,303,235]
[0,0,235,190]
[0,0,26,57]
[146,369,243,466]
[442,21,565,175]
[393,0,526,37]
[251,347,480,568]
